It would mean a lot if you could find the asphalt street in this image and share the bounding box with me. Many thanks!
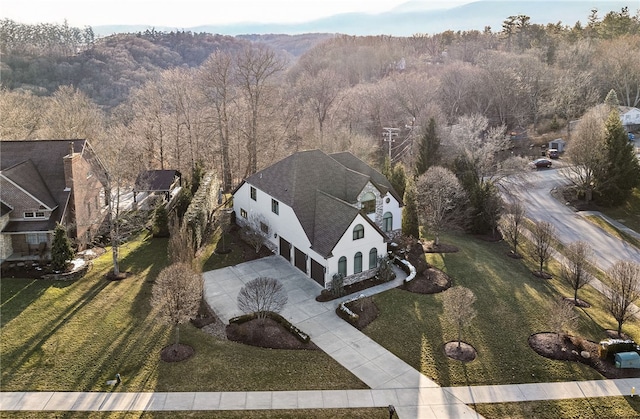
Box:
[502,166,640,271]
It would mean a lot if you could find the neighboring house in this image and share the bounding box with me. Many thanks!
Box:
[232,149,403,288]
[619,106,640,132]
[548,138,566,153]
[133,170,182,209]
[0,140,109,262]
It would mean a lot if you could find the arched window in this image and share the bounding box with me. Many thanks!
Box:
[338,256,347,276]
[383,212,393,232]
[361,192,376,214]
[353,224,364,240]
[354,252,363,274]
[369,248,378,269]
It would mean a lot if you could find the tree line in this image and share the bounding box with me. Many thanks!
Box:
[1,7,639,201]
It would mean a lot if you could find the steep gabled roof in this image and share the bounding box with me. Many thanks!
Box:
[0,139,100,232]
[1,159,57,210]
[244,149,392,258]
[329,151,404,205]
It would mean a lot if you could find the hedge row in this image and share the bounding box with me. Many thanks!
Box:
[183,171,219,250]
[229,311,310,343]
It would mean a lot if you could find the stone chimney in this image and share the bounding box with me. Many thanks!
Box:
[63,141,77,190]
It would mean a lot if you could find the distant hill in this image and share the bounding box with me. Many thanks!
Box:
[94,0,634,36]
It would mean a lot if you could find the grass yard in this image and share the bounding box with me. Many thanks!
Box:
[0,233,367,393]
[474,396,640,419]
[598,187,640,235]
[362,233,640,388]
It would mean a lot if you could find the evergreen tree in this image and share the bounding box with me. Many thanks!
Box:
[402,177,420,239]
[604,89,619,108]
[415,117,440,177]
[389,163,407,198]
[153,204,170,238]
[595,111,640,206]
[51,223,74,271]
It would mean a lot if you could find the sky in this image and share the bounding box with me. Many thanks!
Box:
[0,0,471,28]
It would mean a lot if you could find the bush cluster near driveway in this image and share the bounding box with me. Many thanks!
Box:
[0,233,366,392]
[362,233,640,388]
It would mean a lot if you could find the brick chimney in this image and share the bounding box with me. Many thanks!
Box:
[63,141,77,190]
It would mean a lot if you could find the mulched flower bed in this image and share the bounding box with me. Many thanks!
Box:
[342,297,380,330]
[400,267,452,294]
[161,343,195,362]
[529,332,640,379]
[444,341,477,362]
[226,317,319,350]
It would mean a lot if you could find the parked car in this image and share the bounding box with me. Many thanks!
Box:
[629,132,635,141]
[531,158,552,169]
[547,148,559,159]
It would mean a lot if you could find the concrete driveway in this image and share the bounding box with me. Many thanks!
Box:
[202,255,328,324]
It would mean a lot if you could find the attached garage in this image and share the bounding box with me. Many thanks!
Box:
[279,237,291,262]
[310,258,325,286]
[294,247,307,273]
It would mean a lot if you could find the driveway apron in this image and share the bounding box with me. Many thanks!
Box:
[202,255,481,418]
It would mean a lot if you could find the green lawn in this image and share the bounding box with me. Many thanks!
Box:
[475,396,640,419]
[362,233,640,388]
[1,233,366,393]
[598,187,640,235]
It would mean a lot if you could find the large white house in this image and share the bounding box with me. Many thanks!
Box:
[232,150,403,288]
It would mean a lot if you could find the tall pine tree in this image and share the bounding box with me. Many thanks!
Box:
[595,110,640,206]
[415,117,440,177]
[402,177,420,239]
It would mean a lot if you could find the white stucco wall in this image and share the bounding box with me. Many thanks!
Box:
[622,109,640,126]
[327,214,387,281]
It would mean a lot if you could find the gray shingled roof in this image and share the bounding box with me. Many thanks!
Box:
[244,150,393,258]
[134,170,180,192]
[0,140,87,232]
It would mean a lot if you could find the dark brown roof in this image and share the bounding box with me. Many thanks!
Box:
[244,150,392,258]
[134,170,180,192]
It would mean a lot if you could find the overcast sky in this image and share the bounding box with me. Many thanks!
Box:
[1,0,471,28]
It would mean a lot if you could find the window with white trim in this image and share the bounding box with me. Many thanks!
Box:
[26,233,48,245]
[353,224,364,240]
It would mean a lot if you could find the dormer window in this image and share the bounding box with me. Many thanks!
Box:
[24,212,34,218]
[353,224,364,240]
[361,192,376,214]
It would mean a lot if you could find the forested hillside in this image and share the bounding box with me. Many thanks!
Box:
[1,7,639,199]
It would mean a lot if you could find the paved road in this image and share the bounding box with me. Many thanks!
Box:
[502,167,640,271]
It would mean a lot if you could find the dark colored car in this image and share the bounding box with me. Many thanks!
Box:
[531,158,552,169]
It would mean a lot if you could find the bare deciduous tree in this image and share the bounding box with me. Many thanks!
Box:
[529,220,555,277]
[167,215,196,265]
[237,277,288,321]
[152,262,203,346]
[441,286,477,349]
[562,105,608,203]
[416,166,467,246]
[560,241,593,304]
[242,212,271,253]
[236,44,285,176]
[498,201,526,256]
[605,260,640,337]
[548,299,579,335]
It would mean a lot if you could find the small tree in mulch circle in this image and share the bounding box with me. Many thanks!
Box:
[237,277,288,323]
[152,262,203,361]
[442,286,477,350]
[51,223,74,271]
[605,260,640,337]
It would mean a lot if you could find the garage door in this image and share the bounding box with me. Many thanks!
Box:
[279,237,291,262]
[310,258,324,286]
[294,247,307,273]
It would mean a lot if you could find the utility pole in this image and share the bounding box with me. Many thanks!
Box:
[382,127,400,161]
